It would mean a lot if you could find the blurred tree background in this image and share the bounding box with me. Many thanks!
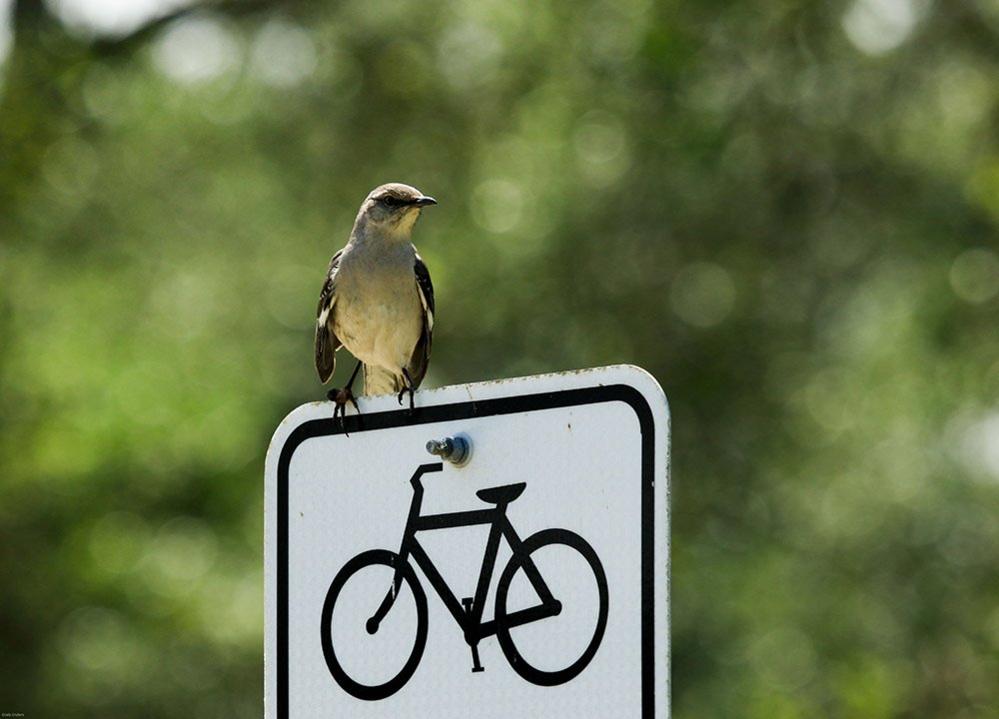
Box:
[1,0,998,716]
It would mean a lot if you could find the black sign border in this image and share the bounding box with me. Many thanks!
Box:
[275,383,660,717]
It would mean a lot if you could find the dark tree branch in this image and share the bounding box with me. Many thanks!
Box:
[90,0,302,59]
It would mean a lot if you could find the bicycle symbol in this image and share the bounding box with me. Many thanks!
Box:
[320,463,610,700]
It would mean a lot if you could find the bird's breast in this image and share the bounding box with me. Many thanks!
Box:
[332,248,422,371]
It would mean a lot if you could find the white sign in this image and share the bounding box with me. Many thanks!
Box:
[265,365,670,718]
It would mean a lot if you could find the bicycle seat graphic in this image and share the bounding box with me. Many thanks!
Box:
[319,463,609,701]
[475,482,525,504]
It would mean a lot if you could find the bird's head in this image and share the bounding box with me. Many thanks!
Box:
[356,183,437,237]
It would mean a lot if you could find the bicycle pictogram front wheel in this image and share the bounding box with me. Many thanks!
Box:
[320,549,428,700]
[495,528,609,686]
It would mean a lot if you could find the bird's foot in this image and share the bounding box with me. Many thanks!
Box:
[328,387,360,433]
[397,386,415,414]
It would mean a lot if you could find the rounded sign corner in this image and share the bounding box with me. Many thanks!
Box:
[606,364,670,425]
[265,402,325,471]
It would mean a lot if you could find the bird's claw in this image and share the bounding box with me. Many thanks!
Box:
[328,387,360,434]
[397,386,415,414]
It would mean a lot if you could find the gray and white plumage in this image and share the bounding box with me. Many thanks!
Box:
[315,183,436,397]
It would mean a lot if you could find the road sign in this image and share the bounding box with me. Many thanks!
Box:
[265,365,670,718]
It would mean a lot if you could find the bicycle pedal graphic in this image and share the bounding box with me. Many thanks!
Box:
[460,597,485,673]
[319,462,610,701]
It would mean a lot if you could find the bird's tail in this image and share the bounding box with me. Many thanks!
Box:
[363,364,403,396]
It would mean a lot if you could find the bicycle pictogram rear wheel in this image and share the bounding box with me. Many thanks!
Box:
[320,549,428,700]
[495,528,609,686]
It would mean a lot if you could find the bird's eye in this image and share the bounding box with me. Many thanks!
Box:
[381,196,403,207]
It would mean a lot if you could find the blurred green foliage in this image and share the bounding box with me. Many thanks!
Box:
[1,0,998,716]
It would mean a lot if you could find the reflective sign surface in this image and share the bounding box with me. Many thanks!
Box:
[265,365,670,718]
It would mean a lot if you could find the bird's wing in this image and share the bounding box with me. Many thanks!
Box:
[314,250,343,383]
[406,252,435,389]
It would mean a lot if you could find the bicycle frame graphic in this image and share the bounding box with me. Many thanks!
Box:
[320,462,609,701]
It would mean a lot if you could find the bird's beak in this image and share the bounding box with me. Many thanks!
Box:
[413,196,437,207]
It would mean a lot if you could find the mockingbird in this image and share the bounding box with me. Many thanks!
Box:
[315,183,436,424]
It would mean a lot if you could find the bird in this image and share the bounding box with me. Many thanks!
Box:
[314,183,436,425]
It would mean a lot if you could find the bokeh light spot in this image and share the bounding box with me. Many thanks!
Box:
[842,0,924,55]
[471,178,524,234]
[249,17,317,88]
[670,262,736,328]
[152,15,241,85]
[573,111,631,188]
[958,411,999,483]
[949,248,999,304]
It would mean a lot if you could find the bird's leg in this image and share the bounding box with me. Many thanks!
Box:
[328,361,363,430]
[397,369,416,413]
[345,360,362,398]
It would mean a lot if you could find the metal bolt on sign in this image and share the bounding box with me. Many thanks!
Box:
[426,434,471,466]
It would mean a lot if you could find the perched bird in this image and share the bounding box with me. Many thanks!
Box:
[314,183,436,423]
